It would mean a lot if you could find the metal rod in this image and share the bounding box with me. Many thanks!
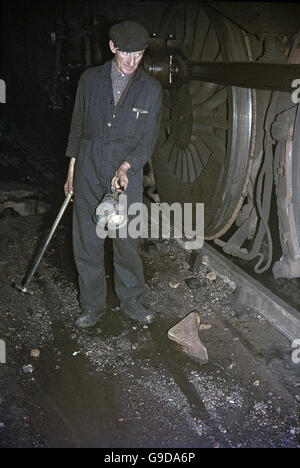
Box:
[13,192,73,294]
[188,61,300,92]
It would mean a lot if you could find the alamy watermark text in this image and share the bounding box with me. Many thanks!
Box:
[291,339,300,364]
[0,79,6,103]
[0,339,6,364]
[95,195,204,250]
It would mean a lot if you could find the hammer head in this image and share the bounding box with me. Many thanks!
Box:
[12,282,33,295]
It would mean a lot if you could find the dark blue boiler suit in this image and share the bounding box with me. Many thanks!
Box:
[66,60,162,313]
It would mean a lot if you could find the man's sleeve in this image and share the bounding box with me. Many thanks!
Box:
[65,72,86,158]
[125,83,163,174]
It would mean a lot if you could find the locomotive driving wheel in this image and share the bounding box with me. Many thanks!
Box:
[152,2,254,239]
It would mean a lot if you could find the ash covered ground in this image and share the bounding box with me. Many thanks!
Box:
[0,132,299,448]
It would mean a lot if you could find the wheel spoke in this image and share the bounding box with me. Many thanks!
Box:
[199,133,226,162]
[182,5,209,57]
[163,90,172,109]
[200,86,228,112]
[194,117,228,130]
[191,81,219,104]
[159,132,174,152]
[188,142,204,177]
[200,21,220,62]
[191,134,212,167]
[168,145,179,178]
[175,148,182,178]
[191,11,210,61]
[167,140,176,164]
[180,149,189,183]
[162,117,172,128]
[184,148,197,182]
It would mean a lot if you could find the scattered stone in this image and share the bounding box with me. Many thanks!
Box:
[222,276,236,289]
[30,349,40,358]
[207,271,217,281]
[140,240,159,255]
[167,311,209,365]
[22,364,34,373]
[227,397,235,405]
[185,277,202,290]
[199,323,212,331]
[168,280,180,289]
[253,401,268,414]
[218,424,227,433]
[157,241,170,254]
[253,380,260,387]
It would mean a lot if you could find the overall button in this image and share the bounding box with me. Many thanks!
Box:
[107,122,112,127]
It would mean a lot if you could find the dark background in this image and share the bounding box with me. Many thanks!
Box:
[1,0,300,163]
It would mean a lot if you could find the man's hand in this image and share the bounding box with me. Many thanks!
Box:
[112,161,131,192]
[64,157,75,197]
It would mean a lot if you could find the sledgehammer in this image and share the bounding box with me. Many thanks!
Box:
[13,192,73,295]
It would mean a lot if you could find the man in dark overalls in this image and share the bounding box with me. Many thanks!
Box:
[64,21,163,328]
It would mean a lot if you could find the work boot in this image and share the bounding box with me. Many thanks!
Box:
[75,308,106,329]
[120,297,154,324]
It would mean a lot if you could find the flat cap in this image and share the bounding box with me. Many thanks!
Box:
[109,21,149,52]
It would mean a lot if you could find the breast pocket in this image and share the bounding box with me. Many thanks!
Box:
[117,105,149,139]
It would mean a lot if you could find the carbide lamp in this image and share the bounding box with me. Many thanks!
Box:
[93,187,127,231]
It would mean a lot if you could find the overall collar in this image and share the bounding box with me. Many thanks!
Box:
[97,60,144,111]
[99,59,143,84]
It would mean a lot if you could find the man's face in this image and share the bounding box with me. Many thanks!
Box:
[109,40,145,75]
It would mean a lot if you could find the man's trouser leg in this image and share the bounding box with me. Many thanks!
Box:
[73,196,107,313]
[112,236,146,303]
